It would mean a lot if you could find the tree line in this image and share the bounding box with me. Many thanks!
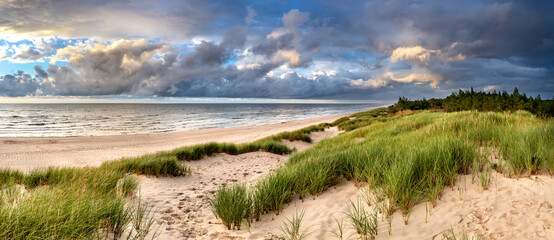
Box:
[389,87,554,118]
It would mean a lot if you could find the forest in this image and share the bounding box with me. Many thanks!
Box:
[389,87,554,117]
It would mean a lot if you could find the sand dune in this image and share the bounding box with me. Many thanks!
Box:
[141,127,554,240]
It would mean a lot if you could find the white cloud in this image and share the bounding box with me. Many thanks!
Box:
[350,78,388,88]
[384,71,442,88]
[0,43,9,59]
[483,85,497,91]
[350,69,443,89]
[391,46,437,66]
[6,44,47,63]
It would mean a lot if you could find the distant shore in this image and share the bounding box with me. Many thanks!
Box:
[0,113,347,172]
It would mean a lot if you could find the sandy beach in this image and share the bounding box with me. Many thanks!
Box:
[0,114,346,172]
[1,113,553,240]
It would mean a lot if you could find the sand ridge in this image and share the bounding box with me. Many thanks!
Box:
[141,126,554,239]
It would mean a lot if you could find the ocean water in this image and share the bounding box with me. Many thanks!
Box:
[0,103,378,137]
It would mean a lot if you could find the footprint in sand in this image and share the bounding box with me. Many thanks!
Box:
[538,201,553,212]
[510,199,536,209]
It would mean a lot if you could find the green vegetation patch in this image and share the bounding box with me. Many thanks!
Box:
[211,110,553,230]
[0,152,190,239]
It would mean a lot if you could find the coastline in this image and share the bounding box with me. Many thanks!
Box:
[0,113,348,172]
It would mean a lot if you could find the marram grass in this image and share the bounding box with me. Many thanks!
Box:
[0,116,332,239]
[0,152,189,239]
[211,110,553,230]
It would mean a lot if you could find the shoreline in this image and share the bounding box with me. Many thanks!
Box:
[0,113,348,172]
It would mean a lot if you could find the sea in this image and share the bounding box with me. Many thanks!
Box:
[0,103,379,137]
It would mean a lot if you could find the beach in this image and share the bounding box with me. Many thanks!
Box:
[0,114,346,171]
[1,112,552,240]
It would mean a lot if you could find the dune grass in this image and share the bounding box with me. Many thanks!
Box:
[265,123,331,143]
[173,140,293,161]
[0,115,336,239]
[209,184,252,230]
[345,199,378,240]
[279,210,311,240]
[332,107,393,131]
[172,123,332,161]
[210,110,553,230]
[0,152,190,239]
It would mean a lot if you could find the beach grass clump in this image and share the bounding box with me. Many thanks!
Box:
[345,199,378,240]
[441,228,483,240]
[279,210,310,240]
[170,121,332,162]
[174,140,293,161]
[498,123,553,176]
[101,154,190,177]
[0,169,24,186]
[254,170,295,214]
[266,123,330,143]
[209,184,252,230]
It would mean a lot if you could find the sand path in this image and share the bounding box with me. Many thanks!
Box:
[139,127,342,239]
[0,114,345,171]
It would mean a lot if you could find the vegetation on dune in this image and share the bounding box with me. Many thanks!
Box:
[173,140,292,160]
[0,115,332,239]
[264,123,331,143]
[172,123,332,161]
[279,210,311,240]
[0,154,189,239]
[211,109,553,231]
[332,107,394,131]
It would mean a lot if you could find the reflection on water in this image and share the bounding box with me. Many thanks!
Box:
[0,103,378,137]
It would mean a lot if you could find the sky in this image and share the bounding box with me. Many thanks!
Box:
[0,0,553,102]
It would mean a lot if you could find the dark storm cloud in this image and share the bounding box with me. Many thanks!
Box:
[0,71,51,97]
[34,65,48,78]
[1,0,553,99]
[0,0,244,40]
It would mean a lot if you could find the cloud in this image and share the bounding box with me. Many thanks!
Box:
[34,65,48,78]
[1,0,553,100]
[383,71,442,88]
[350,78,388,89]
[245,6,257,25]
[0,0,242,41]
[0,43,8,59]
[483,85,497,92]
[282,9,310,30]
[272,49,310,68]
[350,70,442,89]
[0,71,52,97]
[44,39,174,95]
[3,44,47,63]
[391,46,437,67]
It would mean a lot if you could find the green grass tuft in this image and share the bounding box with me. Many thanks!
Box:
[209,184,251,230]
[279,210,310,240]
